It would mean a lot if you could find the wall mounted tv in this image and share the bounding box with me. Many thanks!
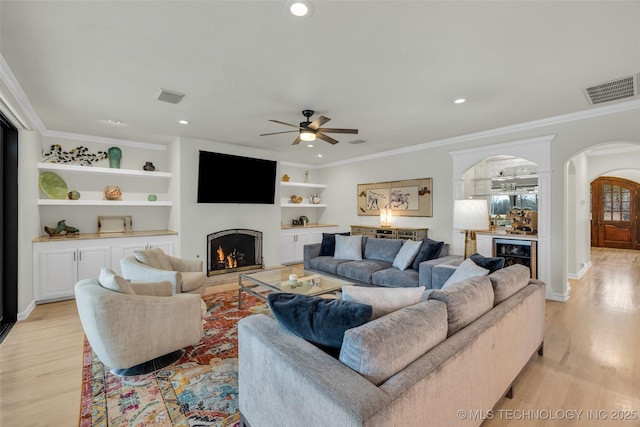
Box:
[197,150,277,204]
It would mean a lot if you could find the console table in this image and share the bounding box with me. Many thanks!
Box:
[350,225,428,241]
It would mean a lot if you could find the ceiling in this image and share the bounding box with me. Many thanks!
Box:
[1,1,640,165]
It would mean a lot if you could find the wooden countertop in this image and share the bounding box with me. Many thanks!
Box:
[281,223,338,230]
[33,229,178,243]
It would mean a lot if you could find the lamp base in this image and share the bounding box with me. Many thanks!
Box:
[463,230,477,259]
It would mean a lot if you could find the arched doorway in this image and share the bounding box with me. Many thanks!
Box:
[590,176,640,249]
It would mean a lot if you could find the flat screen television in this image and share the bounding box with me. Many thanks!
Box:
[197,150,277,204]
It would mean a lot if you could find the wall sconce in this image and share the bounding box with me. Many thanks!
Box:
[453,199,489,258]
[380,209,393,227]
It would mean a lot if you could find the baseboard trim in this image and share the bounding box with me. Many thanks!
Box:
[17,299,36,321]
[546,287,569,302]
[567,261,592,280]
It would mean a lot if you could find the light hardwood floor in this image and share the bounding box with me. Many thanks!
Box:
[1,250,639,427]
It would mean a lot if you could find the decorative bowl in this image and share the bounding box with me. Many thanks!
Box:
[104,186,122,201]
[290,195,303,204]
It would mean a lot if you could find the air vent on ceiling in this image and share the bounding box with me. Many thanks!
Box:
[348,139,367,144]
[583,74,638,105]
[156,88,185,104]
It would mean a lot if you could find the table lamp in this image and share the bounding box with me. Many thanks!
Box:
[453,199,489,258]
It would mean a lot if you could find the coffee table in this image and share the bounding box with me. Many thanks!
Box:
[237,266,353,308]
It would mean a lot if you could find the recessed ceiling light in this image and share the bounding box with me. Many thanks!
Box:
[454,98,466,104]
[306,144,314,148]
[178,120,190,125]
[317,154,323,158]
[107,119,123,124]
[288,1,313,17]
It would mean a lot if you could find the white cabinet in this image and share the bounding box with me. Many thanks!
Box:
[35,242,111,302]
[112,235,177,274]
[476,234,494,257]
[280,226,337,264]
[33,233,178,302]
[280,230,310,265]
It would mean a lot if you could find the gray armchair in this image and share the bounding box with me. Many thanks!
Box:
[120,247,207,296]
[74,273,203,376]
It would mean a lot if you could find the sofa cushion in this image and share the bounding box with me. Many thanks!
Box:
[429,275,494,336]
[308,256,350,275]
[441,257,489,288]
[98,267,135,295]
[411,238,445,270]
[339,299,447,385]
[489,264,531,304]
[319,232,351,256]
[181,271,205,293]
[342,285,425,319]
[267,293,372,355]
[336,259,392,284]
[134,247,173,271]
[363,238,404,263]
[469,252,505,274]
[334,234,363,261]
[371,267,419,288]
[392,239,423,270]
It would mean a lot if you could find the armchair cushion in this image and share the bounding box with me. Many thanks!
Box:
[98,267,135,295]
[181,271,207,293]
[134,247,173,270]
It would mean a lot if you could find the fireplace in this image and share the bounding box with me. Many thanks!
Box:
[207,229,263,276]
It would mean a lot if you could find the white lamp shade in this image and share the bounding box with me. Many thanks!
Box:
[453,199,489,230]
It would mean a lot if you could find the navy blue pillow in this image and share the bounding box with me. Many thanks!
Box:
[469,253,505,274]
[411,238,445,270]
[319,232,350,256]
[267,293,372,355]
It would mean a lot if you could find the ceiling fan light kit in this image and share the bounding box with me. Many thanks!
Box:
[260,109,358,146]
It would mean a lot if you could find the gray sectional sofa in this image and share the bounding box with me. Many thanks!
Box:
[303,236,462,289]
[238,264,546,427]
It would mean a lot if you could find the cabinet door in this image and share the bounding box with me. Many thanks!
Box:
[293,232,310,264]
[476,235,494,257]
[280,232,297,265]
[39,248,77,301]
[77,246,111,281]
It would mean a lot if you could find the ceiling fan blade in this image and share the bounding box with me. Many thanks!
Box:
[269,119,300,128]
[291,135,302,145]
[317,133,339,145]
[308,116,331,130]
[317,128,359,134]
[259,130,299,136]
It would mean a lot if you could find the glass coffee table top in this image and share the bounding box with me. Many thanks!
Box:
[237,266,352,308]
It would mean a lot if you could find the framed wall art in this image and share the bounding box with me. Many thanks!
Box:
[357,178,433,217]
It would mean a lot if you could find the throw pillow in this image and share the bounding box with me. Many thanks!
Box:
[134,247,173,270]
[267,293,372,355]
[342,285,425,319]
[319,232,351,256]
[469,253,505,274]
[441,257,489,289]
[411,238,445,270]
[392,239,423,270]
[334,234,363,261]
[98,267,136,295]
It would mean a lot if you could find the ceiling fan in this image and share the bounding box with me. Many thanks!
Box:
[260,109,358,145]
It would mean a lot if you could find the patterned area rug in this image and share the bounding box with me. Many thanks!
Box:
[80,289,270,427]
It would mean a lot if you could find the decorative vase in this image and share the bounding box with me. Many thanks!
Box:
[108,146,122,169]
[143,162,155,171]
[104,186,122,200]
[67,190,81,200]
[148,194,157,202]
[310,193,320,204]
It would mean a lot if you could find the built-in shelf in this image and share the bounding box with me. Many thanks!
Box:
[37,162,172,179]
[37,199,172,206]
[281,203,327,208]
[280,181,327,189]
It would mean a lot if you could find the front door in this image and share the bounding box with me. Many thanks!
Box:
[591,177,638,249]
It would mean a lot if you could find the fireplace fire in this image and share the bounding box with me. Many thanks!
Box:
[207,229,263,276]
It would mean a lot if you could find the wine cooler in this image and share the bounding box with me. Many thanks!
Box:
[493,238,537,279]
